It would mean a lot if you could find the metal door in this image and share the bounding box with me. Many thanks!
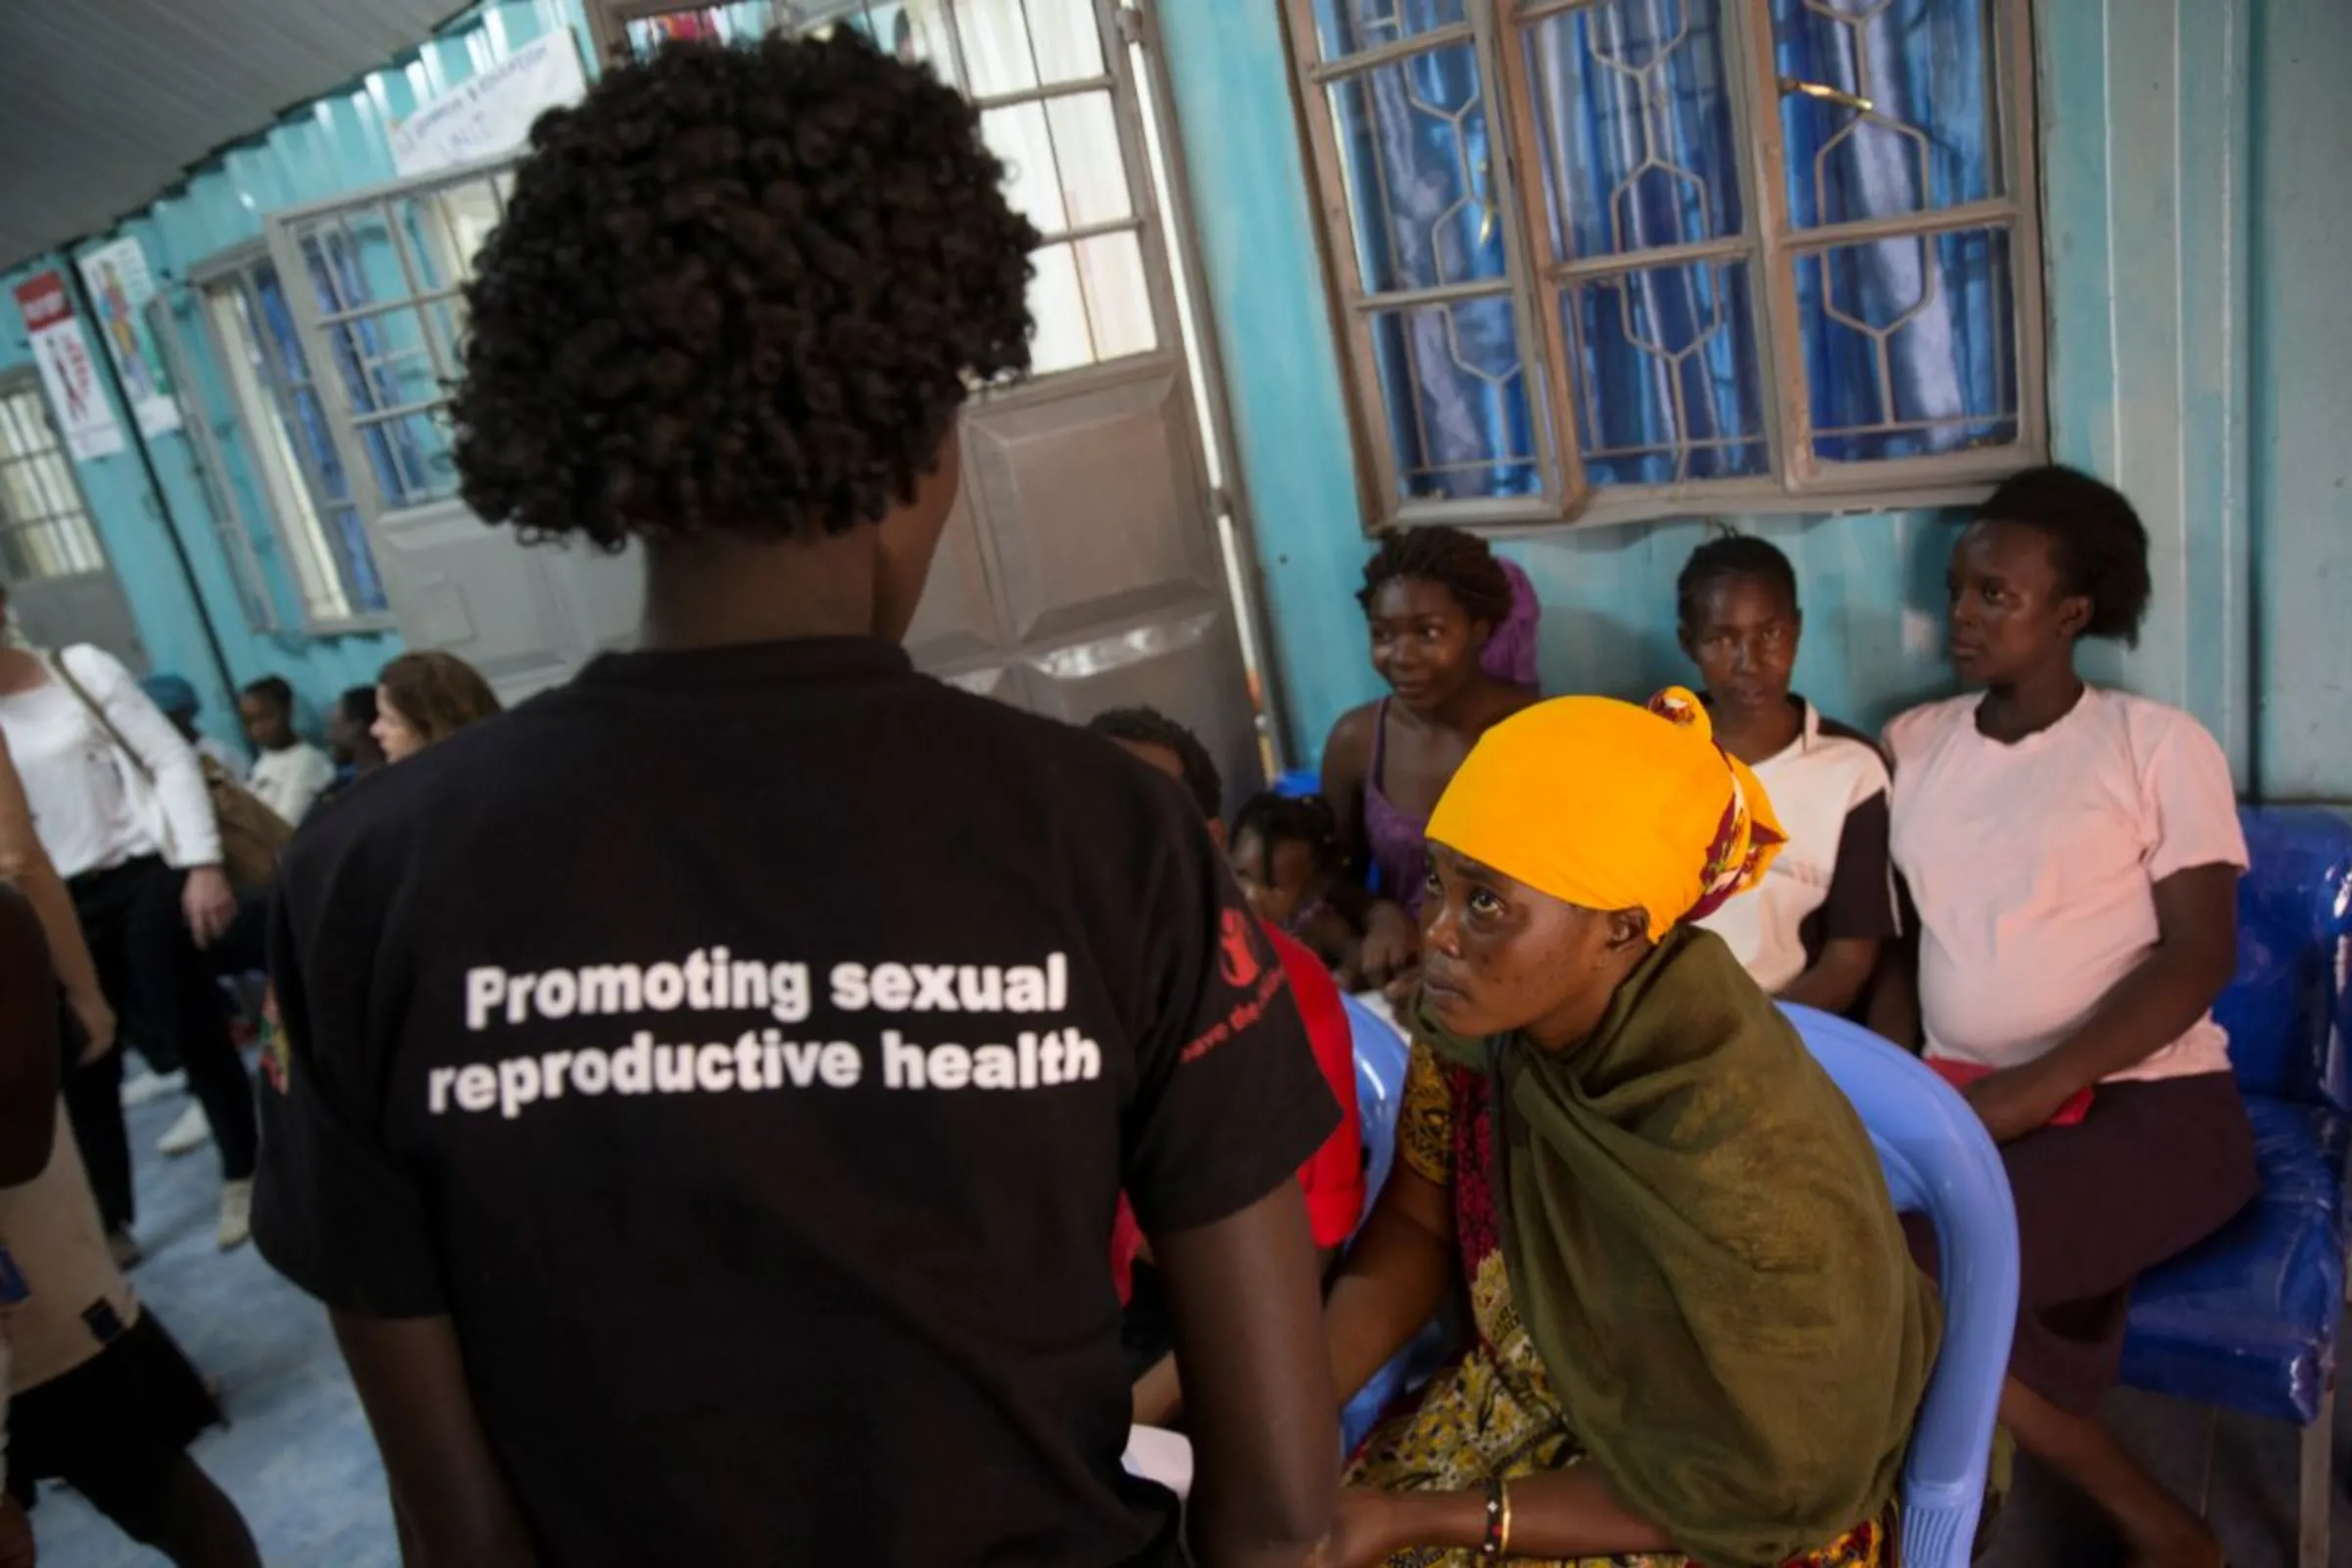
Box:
[0,372,146,667]
[851,0,1264,807]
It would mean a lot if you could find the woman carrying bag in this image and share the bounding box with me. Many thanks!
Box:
[0,601,262,1256]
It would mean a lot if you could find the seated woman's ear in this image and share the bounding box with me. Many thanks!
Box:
[1606,907,1651,954]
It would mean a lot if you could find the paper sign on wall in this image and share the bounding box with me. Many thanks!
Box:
[75,236,181,438]
[11,272,124,462]
[391,31,588,177]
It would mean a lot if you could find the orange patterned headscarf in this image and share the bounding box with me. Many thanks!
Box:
[1425,686,1784,941]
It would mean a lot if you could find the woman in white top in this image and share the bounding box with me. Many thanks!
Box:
[0,598,259,1254]
[1880,467,2254,1568]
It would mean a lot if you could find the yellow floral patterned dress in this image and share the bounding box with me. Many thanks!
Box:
[1342,1042,1888,1568]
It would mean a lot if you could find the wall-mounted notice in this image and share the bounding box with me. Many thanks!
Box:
[12,271,124,462]
[76,236,181,438]
[391,31,588,177]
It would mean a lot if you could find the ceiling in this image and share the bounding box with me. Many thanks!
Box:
[0,0,465,270]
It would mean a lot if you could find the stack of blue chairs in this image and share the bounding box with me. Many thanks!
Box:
[2120,807,2352,1568]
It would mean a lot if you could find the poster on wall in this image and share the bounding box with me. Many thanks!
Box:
[11,272,124,462]
[391,30,588,177]
[74,237,181,438]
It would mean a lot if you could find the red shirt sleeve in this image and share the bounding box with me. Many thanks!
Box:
[1108,1195,1141,1306]
[1265,923,1364,1250]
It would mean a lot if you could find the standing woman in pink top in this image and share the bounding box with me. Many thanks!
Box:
[1880,466,2255,1568]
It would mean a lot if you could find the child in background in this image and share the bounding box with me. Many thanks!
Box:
[1227,791,1375,987]
[236,678,333,827]
[138,675,243,781]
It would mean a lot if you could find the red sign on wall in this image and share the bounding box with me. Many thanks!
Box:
[10,270,122,461]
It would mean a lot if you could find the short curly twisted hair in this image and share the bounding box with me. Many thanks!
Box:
[450,32,1038,549]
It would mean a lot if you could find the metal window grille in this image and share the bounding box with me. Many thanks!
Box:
[0,375,110,584]
[1285,0,2046,531]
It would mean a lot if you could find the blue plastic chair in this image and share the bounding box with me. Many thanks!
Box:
[1340,994,1411,1452]
[1778,1004,2020,1568]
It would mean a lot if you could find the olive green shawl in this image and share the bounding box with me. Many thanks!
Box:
[1425,928,1940,1568]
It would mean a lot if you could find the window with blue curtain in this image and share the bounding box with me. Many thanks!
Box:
[1289,0,2042,527]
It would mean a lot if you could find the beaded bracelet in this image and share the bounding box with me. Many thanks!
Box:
[1480,1477,1513,1557]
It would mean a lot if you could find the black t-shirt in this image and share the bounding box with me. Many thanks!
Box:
[254,638,1338,1567]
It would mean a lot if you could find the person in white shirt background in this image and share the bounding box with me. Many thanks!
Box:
[0,590,261,1258]
[1678,534,1898,1016]
[138,674,245,783]
[235,677,334,828]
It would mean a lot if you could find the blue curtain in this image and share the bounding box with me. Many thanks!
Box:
[1328,0,2013,491]
[1320,3,1540,502]
[1773,0,2014,461]
[260,253,393,612]
[298,234,440,519]
[1523,0,1767,484]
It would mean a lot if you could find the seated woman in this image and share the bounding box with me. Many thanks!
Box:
[1321,529,1540,987]
[1325,689,1937,1568]
[371,651,503,763]
[1677,535,1896,1013]
[1227,791,1376,983]
[1881,466,2254,1568]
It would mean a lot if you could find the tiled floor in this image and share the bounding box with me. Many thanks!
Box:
[27,1093,2352,1565]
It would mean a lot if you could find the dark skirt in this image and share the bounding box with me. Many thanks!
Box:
[1913,1070,2257,1415]
[7,1307,223,1522]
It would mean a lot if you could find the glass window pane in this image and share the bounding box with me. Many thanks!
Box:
[956,0,1041,96]
[1312,0,1467,62]
[1562,260,1768,484]
[1772,0,2002,229]
[1026,242,1095,373]
[1326,43,1507,294]
[1521,0,1745,260]
[1793,224,2018,463]
[1023,0,1105,83]
[1366,292,1544,501]
[983,102,1070,233]
[0,527,30,580]
[1046,93,1133,229]
[1074,230,1155,362]
[0,462,40,528]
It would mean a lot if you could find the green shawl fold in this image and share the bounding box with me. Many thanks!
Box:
[1425,928,1940,1568]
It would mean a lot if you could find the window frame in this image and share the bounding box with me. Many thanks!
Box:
[1283,0,2047,534]
[181,239,398,636]
[0,369,112,585]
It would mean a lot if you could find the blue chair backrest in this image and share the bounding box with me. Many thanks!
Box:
[1344,994,1409,1213]
[2212,806,2352,1112]
[1778,1004,2020,1568]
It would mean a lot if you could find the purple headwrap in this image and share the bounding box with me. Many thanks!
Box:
[1481,557,1542,690]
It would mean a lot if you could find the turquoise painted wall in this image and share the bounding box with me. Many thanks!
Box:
[0,0,590,750]
[2248,0,2352,800]
[1160,0,2337,800]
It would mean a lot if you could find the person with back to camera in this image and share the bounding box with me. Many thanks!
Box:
[1676,535,1896,1015]
[1321,529,1540,991]
[1879,466,2255,1568]
[254,33,1341,1568]
[371,652,502,764]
